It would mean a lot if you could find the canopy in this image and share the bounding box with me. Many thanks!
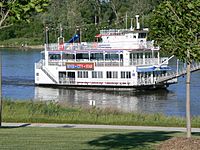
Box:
[136,66,171,72]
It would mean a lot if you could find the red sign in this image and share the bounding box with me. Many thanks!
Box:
[66,62,94,70]
[59,44,64,51]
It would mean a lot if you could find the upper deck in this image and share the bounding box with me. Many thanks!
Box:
[46,40,158,51]
[46,26,158,52]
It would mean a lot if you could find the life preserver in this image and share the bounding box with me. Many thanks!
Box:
[59,44,64,51]
[93,42,97,48]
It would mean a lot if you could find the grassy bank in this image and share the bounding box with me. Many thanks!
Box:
[2,100,200,127]
[0,127,189,150]
[0,38,43,49]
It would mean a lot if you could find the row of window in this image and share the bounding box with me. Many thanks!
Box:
[77,71,132,79]
[49,52,158,60]
[130,52,158,59]
[49,53,123,60]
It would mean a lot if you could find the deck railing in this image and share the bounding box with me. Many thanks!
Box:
[46,57,167,67]
[156,62,200,83]
[46,41,155,51]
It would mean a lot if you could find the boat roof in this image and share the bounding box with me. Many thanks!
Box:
[99,28,149,35]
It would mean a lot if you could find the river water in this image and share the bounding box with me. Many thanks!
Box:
[1,48,200,116]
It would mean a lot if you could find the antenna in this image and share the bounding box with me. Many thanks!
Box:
[135,15,140,30]
[59,24,63,37]
[45,26,49,44]
[130,18,133,31]
[125,12,128,30]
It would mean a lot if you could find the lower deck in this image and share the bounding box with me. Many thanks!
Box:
[35,61,177,88]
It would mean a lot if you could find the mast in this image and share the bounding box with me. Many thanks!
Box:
[59,24,63,37]
[135,15,140,30]
[130,18,133,31]
[126,12,128,30]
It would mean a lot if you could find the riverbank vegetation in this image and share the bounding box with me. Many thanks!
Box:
[2,100,200,128]
[0,0,163,46]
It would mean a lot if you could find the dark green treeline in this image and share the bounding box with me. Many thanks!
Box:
[0,0,163,45]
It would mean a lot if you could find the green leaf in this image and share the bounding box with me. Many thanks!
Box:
[187,3,194,9]
[42,3,48,7]
[0,2,3,7]
[35,6,43,12]
[16,14,21,20]
[29,2,35,8]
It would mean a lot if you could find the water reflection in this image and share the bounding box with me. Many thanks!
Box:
[34,86,177,115]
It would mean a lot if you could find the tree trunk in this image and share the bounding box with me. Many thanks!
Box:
[110,2,119,25]
[186,61,191,138]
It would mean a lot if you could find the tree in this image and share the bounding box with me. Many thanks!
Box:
[149,0,200,138]
[0,0,49,127]
[0,0,49,29]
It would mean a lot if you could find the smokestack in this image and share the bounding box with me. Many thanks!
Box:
[135,15,140,30]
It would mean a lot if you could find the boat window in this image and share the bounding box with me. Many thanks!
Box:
[136,53,140,59]
[113,71,118,78]
[154,52,158,58]
[49,54,61,60]
[138,33,147,38]
[62,53,75,59]
[67,72,75,78]
[135,53,143,59]
[98,71,103,78]
[92,71,97,78]
[130,53,133,59]
[145,52,152,58]
[121,71,131,78]
[77,71,88,78]
[59,72,66,78]
[90,53,104,60]
[120,54,123,60]
[92,71,103,78]
[106,71,118,78]
[106,71,112,78]
[76,53,89,59]
[105,53,119,60]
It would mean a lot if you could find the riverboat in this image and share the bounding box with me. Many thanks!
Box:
[35,16,177,90]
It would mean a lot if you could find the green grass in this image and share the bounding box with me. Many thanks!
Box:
[2,100,200,128]
[0,127,191,150]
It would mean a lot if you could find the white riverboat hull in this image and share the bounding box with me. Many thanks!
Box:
[35,17,178,90]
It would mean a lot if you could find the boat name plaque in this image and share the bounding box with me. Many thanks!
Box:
[66,62,94,70]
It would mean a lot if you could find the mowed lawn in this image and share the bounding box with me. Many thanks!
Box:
[0,127,195,150]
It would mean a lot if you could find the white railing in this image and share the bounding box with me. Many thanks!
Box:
[137,77,153,85]
[59,78,75,84]
[130,58,168,66]
[156,62,200,83]
[46,41,155,51]
[35,59,45,69]
[47,57,168,67]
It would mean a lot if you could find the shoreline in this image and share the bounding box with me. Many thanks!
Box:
[0,45,44,50]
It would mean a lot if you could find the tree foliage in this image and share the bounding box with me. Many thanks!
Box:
[1,0,164,44]
[0,0,49,29]
[149,0,200,62]
[150,0,200,138]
